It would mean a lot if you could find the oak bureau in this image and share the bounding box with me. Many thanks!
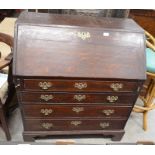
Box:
[13,11,146,141]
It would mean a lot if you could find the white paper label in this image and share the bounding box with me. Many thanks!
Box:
[103,32,109,36]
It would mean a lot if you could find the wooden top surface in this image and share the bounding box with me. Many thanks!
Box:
[16,11,144,31]
[13,11,146,80]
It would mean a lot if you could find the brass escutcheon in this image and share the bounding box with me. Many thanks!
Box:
[40,108,53,116]
[38,82,52,90]
[110,83,123,91]
[72,107,84,113]
[100,122,110,129]
[77,32,91,40]
[74,82,87,90]
[40,94,54,101]
[106,96,118,103]
[42,123,53,129]
[74,95,86,102]
[102,109,115,116]
[71,121,82,126]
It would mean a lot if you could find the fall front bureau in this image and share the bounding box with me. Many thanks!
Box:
[13,11,146,142]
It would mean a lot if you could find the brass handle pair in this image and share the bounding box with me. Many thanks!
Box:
[42,121,82,129]
[72,107,114,116]
[74,95,118,103]
[71,121,109,128]
[42,122,109,129]
[41,107,84,115]
[75,82,123,92]
[39,81,88,90]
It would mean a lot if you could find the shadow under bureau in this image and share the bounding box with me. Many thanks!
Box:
[13,11,146,142]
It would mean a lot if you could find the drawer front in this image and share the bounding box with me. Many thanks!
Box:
[22,79,139,92]
[21,92,136,104]
[24,118,127,131]
[23,104,132,118]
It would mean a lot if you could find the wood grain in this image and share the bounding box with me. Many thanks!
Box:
[13,11,145,141]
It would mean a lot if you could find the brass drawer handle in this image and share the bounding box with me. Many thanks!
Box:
[38,82,52,90]
[71,121,82,126]
[107,96,118,103]
[102,109,115,116]
[72,107,84,113]
[110,83,123,91]
[74,82,87,90]
[40,108,53,116]
[74,95,86,102]
[42,123,53,129]
[40,95,54,101]
[100,122,109,129]
[77,32,90,40]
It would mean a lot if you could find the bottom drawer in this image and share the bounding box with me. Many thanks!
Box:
[24,118,127,131]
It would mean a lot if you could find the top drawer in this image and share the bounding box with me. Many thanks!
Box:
[19,79,139,92]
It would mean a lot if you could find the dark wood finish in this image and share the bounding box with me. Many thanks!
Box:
[20,92,136,104]
[23,104,132,118]
[23,130,125,142]
[24,118,126,131]
[13,12,146,142]
[15,25,142,47]
[13,12,146,80]
[22,79,139,92]
[14,37,145,79]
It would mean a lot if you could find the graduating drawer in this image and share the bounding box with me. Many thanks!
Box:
[23,104,132,118]
[21,92,137,104]
[24,118,127,131]
[21,79,139,92]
